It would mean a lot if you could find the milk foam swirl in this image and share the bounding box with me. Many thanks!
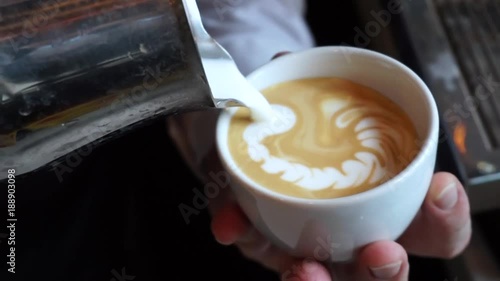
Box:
[228,78,419,198]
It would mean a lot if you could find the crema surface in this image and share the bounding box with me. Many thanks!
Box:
[227,77,420,199]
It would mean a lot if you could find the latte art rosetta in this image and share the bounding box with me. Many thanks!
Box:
[228,78,420,199]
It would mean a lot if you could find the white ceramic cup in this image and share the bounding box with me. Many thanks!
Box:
[215,46,439,262]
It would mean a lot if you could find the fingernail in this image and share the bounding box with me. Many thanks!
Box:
[434,181,458,210]
[369,261,402,280]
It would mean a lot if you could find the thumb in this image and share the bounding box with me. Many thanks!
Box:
[280,258,332,281]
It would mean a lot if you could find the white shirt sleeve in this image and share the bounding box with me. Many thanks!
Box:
[197,0,316,75]
[167,1,316,181]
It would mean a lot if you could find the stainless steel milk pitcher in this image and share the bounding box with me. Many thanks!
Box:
[0,0,235,179]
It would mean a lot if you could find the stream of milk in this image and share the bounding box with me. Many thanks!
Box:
[202,59,276,122]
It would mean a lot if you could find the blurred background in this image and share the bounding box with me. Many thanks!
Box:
[312,1,500,280]
[2,0,500,280]
[339,1,500,280]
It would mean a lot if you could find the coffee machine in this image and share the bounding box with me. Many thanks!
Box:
[350,0,500,280]
[0,0,239,179]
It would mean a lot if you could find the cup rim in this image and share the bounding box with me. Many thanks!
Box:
[216,46,439,206]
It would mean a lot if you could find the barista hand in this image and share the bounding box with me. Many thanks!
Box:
[166,53,471,281]
[168,111,472,281]
[210,172,471,281]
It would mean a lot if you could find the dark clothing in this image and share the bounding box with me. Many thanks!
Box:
[0,119,277,281]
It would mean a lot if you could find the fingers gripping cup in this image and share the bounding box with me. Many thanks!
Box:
[215,47,439,262]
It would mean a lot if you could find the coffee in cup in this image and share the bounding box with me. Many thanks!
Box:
[227,77,420,199]
[216,46,439,262]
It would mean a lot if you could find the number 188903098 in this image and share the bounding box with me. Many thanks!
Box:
[7,169,16,218]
